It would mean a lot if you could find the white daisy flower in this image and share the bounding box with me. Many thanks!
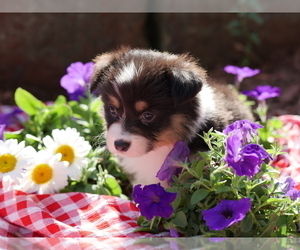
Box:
[0,139,36,189]
[42,127,92,181]
[20,150,68,194]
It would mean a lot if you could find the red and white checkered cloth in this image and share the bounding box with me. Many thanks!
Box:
[272,115,300,188]
[0,182,170,249]
[0,181,168,238]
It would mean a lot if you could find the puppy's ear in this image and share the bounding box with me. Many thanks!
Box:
[89,52,115,94]
[89,46,130,94]
[170,68,203,105]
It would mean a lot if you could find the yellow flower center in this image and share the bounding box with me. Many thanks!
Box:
[0,154,17,173]
[55,145,75,164]
[31,164,53,184]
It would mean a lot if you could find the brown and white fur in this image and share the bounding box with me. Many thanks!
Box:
[90,47,253,187]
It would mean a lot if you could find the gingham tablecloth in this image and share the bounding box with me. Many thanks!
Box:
[272,115,300,187]
[0,181,167,238]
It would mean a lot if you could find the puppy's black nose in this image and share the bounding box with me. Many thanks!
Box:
[114,140,131,152]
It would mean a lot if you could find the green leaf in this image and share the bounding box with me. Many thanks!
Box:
[249,32,261,45]
[173,211,187,227]
[3,130,24,141]
[90,98,102,113]
[50,104,72,119]
[190,189,210,205]
[133,227,159,234]
[215,186,232,193]
[193,159,206,178]
[105,177,122,195]
[25,134,40,144]
[241,214,253,232]
[260,197,288,208]
[276,215,288,229]
[172,194,182,210]
[260,214,278,237]
[166,187,180,193]
[54,95,67,105]
[14,88,46,115]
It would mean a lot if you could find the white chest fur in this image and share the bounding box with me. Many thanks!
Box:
[119,145,173,188]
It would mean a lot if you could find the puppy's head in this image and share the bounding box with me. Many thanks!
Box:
[90,47,206,158]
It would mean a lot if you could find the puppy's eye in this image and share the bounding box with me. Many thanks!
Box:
[141,112,154,122]
[109,105,118,117]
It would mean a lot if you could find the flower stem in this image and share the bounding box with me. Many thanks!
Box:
[150,217,156,230]
[255,100,268,123]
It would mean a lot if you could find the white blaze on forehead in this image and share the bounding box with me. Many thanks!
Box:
[196,84,216,127]
[199,84,216,115]
[115,61,142,84]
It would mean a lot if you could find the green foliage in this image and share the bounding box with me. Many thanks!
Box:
[227,13,264,65]
[136,128,300,237]
[6,87,130,198]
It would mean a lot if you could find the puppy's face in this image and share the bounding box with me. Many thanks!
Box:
[90,48,206,158]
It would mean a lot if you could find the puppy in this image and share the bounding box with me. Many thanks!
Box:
[90,47,253,187]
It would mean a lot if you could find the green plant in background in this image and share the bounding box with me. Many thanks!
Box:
[227,13,264,65]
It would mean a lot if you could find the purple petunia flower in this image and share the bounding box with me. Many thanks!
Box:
[280,177,300,201]
[0,107,23,127]
[169,228,180,250]
[156,141,190,184]
[281,177,296,193]
[223,65,260,84]
[223,120,263,144]
[0,124,5,141]
[225,135,272,177]
[60,62,94,101]
[242,85,281,101]
[170,228,179,237]
[286,189,300,201]
[241,144,272,164]
[202,198,251,231]
[132,183,177,220]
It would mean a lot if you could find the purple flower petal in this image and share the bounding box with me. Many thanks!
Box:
[156,141,190,184]
[223,120,263,144]
[241,144,273,164]
[60,62,94,101]
[169,229,180,250]
[234,153,261,176]
[242,85,281,101]
[280,177,300,201]
[0,107,23,126]
[286,189,300,201]
[170,228,179,237]
[225,134,242,162]
[225,137,271,177]
[132,183,177,220]
[224,65,260,83]
[0,124,5,141]
[281,177,296,193]
[202,198,251,230]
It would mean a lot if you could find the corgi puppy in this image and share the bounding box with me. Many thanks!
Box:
[90,47,253,187]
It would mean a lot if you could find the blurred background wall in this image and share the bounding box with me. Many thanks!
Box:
[0,13,300,106]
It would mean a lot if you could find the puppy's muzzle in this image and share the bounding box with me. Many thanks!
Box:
[114,139,131,152]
